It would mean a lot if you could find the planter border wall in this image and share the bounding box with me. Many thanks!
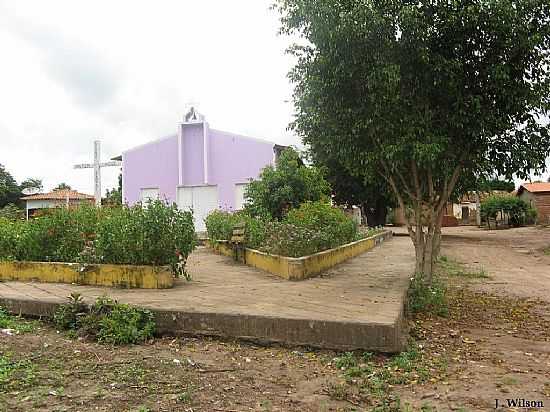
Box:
[0,261,174,289]
[209,230,393,280]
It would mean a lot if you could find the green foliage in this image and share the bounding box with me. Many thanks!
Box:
[478,178,515,193]
[206,201,361,257]
[95,200,196,275]
[285,201,358,245]
[205,209,268,250]
[437,256,489,279]
[480,195,529,227]
[408,275,448,317]
[261,201,359,257]
[53,292,87,330]
[19,178,43,193]
[276,0,550,280]
[526,207,538,225]
[244,148,331,219]
[0,164,21,208]
[331,343,446,408]
[53,183,72,191]
[0,204,24,221]
[0,201,196,275]
[103,173,122,207]
[0,353,36,389]
[0,306,37,334]
[54,295,155,345]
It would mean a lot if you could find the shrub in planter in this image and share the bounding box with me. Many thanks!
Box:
[0,218,17,261]
[94,200,196,276]
[260,201,359,257]
[205,210,266,249]
[0,201,196,278]
[285,201,358,246]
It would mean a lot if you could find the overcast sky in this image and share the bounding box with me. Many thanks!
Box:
[0,0,297,195]
[1,1,547,196]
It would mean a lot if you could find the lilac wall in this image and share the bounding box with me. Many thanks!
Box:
[122,135,179,205]
[123,122,276,209]
[207,128,274,209]
[182,123,205,185]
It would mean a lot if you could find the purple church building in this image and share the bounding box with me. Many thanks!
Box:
[122,110,282,231]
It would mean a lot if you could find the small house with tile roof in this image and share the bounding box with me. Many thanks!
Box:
[21,190,94,219]
[517,182,550,224]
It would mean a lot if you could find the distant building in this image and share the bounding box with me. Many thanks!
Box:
[21,190,95,219]
[121,110,284,231]
[517,182,550,224]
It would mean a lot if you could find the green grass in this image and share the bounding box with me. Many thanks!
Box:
[438,256,490,279]
[0,353,37,390]
[543,247,550,256]
[0,306,38,334]
[329,343,447,408]
[408,275,448,317]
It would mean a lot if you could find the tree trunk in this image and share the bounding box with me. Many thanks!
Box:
[409,204,440,283]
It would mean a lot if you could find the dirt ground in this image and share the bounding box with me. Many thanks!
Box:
[1,226,549,412]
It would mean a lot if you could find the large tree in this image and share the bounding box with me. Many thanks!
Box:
[20,178,43,193]
[313,155,394,226]
[53,183,72,191]
[277,0,550,282]
[0,164,20,208]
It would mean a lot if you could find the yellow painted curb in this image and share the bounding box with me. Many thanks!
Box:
[0,261,174,289]
[209,231,393,280]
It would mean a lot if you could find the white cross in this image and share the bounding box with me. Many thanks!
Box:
[74,140,121,206]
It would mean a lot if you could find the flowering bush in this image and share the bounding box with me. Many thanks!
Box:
[0,201,196,276]
[261,201,359,257]
[205,209,266,249]
[205,201,362,257]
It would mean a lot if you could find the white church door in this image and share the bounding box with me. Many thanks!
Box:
[177,186,218,232]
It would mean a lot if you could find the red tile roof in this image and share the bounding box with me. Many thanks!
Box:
[21,190,94,201]
[519,182,550,193]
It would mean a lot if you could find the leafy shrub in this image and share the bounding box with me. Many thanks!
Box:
[0,204,24,221]
[260,201,359,257]
[54,295,155,345]
[95,200,196,274]
[526,207,538,225]
[480,195,529,228]
[0,218,17,261]
[244,148,331,219]
[205,209,266,249]
[0,306,37,333]
[285,201,358,246]
[0,201,196,276]
[206,201,361,257]
[408,275,448,317]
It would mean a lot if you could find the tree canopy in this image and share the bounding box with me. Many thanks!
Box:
[0,164,20,208]
[276,0,550,280]
[53,183,72,191]
[20,178,43,193]
[244,148,330,219]
[310,153,395,226]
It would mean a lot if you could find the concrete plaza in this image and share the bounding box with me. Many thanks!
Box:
[0,236,414,352]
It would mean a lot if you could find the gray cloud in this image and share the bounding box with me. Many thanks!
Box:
[0,8,118,108]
